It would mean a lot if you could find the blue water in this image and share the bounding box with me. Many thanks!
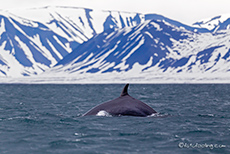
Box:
[0,84,229,154]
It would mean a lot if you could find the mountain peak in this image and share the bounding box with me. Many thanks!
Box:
[193,14,230,31]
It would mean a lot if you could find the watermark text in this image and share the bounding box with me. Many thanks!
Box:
[178,142,227,150]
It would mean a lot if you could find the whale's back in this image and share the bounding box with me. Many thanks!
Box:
[83,84,157,116]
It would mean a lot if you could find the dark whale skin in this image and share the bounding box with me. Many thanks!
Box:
[83,84,157,117]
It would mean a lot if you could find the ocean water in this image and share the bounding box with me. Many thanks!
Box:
[0,84,229,154]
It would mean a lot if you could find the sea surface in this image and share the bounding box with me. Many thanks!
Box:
[0,84,230,154]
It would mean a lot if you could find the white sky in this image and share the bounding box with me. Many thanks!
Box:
[1,0,230,25]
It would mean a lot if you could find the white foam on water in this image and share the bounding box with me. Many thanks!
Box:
[148,113,160,117]
[96,110,112,117]
[148,112,170,118]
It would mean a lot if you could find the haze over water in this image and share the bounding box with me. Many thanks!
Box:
[0,84,229,153]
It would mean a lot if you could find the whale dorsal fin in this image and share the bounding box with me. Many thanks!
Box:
[121,84,129,96]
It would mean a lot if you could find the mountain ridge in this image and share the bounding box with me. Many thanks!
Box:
[47,19,230,77]
[1,6,230,82]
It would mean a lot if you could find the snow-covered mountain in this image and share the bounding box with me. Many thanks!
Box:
[46,19,230,79]
[0,10,80,76]
[52,20,190,73]
[0,6,146,77]
[1,6,230,83]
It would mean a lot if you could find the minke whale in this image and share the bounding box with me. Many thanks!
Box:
[83,84,157,117]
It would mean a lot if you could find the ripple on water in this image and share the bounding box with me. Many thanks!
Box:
[0,84,230,154]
